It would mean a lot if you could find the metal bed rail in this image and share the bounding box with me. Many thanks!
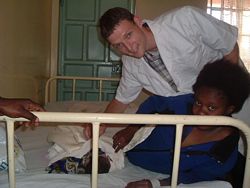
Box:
[2,112,250,188]
[45,76,120,104]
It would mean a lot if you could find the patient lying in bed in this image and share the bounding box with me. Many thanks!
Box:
[47,148,111,174]
[46,125,125,174]
[46,122,154,174]
[45,99,149,174]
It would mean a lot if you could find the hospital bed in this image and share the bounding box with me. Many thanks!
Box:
[1,76,249,188]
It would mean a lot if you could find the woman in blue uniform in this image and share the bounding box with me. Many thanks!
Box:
[117,59,250,187]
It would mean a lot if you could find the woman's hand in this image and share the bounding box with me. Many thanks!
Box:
[113,125,141,152]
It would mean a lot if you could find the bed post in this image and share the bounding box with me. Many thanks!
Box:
[91,122,100,188]
[6,119,16,188]
[171,124,184,188]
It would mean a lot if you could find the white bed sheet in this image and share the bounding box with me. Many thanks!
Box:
[0,101,232,188]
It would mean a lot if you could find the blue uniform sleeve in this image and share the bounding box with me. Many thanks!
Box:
[136,95,159,114]
[136,94,194,115]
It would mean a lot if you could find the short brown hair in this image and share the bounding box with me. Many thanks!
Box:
[99,7,134,40]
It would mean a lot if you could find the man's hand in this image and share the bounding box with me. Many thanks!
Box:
[113,125,141,152]
[0,98,45,126]
[83,123,107,140]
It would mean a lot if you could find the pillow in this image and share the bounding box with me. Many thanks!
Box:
[0,123,26,173]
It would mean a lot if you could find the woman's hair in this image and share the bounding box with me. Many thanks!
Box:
[99,7,134,40]
[193,59,250,113]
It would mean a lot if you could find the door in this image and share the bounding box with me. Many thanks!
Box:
[57,0,135,101]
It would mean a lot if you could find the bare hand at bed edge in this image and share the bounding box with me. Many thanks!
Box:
[83,123,107,140]
[0,97,45,126]
[113,126,141,152]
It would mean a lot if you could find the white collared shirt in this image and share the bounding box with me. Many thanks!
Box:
[115,6,238,104]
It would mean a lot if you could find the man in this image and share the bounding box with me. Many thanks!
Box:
[0,97,44,126]
[84,6,239,140]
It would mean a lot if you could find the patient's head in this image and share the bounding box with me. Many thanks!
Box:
[83,148,111,174]
[192,60,250,116]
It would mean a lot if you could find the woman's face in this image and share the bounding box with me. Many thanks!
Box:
[192,86,234,116]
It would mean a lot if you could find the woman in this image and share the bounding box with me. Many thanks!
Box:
[124,59,250,187]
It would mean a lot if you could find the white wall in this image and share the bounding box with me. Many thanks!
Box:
[233,97,250,126]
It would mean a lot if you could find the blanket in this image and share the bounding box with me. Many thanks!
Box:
[47,124,155,172]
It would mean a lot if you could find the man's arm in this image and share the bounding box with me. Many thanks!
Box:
[104,98,129,113]
[223,43,239,64]
[83,99,129,139]
[100,99,129,136]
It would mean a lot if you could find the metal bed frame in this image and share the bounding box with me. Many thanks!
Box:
[2,113,250,188]
[2,76,250,188]
[45,76,120,104]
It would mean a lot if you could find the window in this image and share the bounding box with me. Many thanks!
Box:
[207,0,250,71]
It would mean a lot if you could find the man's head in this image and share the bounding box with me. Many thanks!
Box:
[99,7,134,40]
[99,7,152,58]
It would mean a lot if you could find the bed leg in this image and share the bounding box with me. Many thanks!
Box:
[6,119,16,188]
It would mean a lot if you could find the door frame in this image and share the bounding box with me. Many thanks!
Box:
[50,0,60,78]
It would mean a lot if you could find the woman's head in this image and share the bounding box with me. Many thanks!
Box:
[192,60,250,115]
[192,86,235,116]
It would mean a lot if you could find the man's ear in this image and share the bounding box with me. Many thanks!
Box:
[133,16,143,27]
